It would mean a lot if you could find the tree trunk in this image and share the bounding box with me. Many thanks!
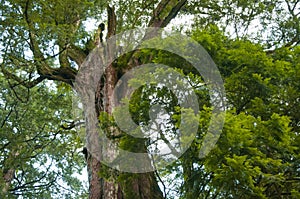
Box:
[75,43,163,199]
[3,1,187,198]
[73,1,188,198]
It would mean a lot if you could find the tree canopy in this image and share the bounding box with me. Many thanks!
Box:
[0,0,299,198]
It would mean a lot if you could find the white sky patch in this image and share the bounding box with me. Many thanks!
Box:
[83,18,98,33]
[167,14,195,33]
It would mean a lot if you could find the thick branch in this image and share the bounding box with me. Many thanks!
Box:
[106,5,117,64]
[107,5,117,39]
[122,0,188,69]
[39,67,77,86]
[23,0,79,86]
[68,44,87,66]
[148,0,187,28]
[2,169,15,193]
[160,0,187,28]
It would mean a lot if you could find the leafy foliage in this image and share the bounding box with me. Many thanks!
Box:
[0,77,87,198]
[159,26,300,199]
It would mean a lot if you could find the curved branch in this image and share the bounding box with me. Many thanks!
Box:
[24,0,45,61]
[1,65,46,88]
[68,44,87,66]
[160,0,187,28]
[148,0,187,28]
[23,0,79,86]
[38,67,77,86]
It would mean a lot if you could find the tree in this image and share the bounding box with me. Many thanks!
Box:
[158,24,300,198]
[0,0,189,198]
[1,0,299,198]
[0,75,87,198]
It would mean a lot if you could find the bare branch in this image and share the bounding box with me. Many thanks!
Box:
[60,121,85,130]
[39,67,77,86]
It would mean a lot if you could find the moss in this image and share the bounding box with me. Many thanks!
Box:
[97,164,119,182]
[118,173,140,198]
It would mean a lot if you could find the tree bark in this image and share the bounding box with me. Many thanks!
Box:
[75,1,188,197]
[82,43,164,199]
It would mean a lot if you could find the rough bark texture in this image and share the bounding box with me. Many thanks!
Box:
[88,157,103,199]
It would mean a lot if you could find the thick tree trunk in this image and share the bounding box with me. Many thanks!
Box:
[75,1,188,197]
[75,45,163,199]
[93,63,163,199]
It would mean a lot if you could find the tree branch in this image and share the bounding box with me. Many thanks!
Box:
[266,34,300,54]
[1,66,46,88]
[68,44,87,66]
[23,0,78,86]
[148,0,187,28]
[24,0,45,61]
[160,0,187,28]
[107,5,117,39]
